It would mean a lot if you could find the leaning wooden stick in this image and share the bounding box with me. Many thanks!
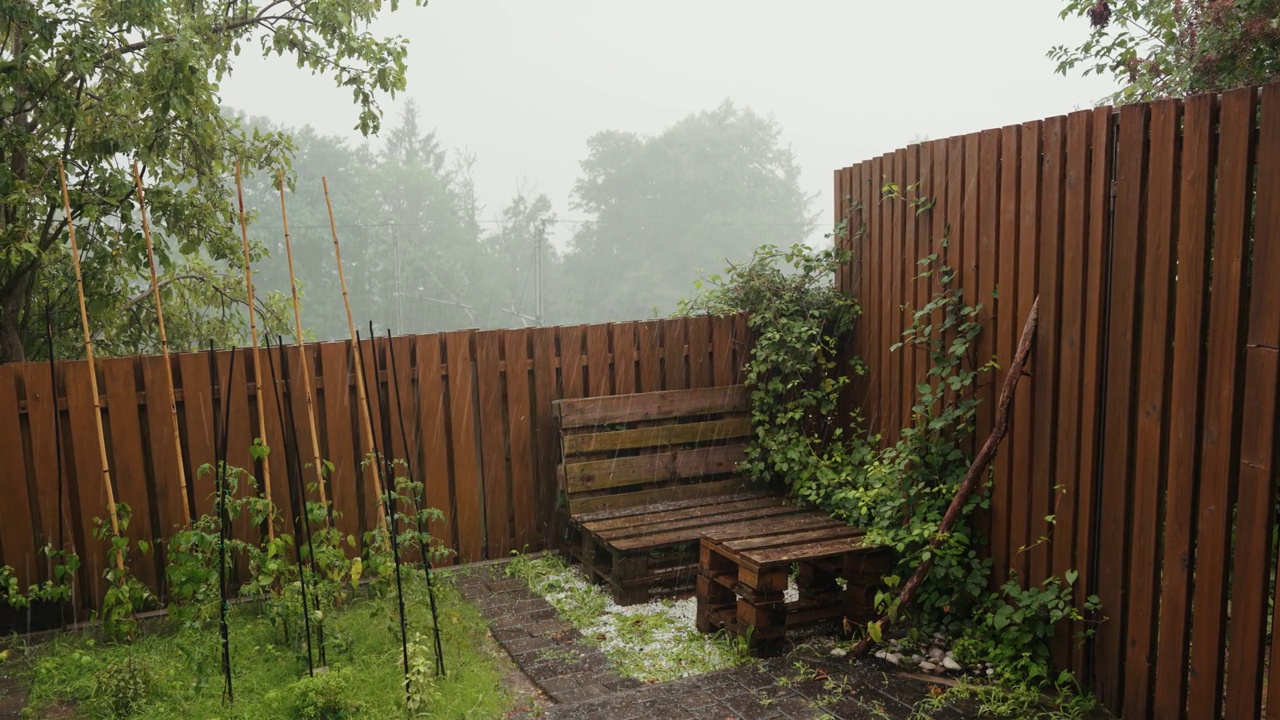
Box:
[276,170,330,512]
[322,177,386,531]
[133,161,191,527]
[236,162,275,540]
[848,296,1040,659]
[57,159,124,571]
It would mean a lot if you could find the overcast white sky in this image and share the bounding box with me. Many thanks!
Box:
[220,1,1116,244]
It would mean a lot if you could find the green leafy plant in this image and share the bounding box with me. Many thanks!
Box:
[405,632,443,716]
[92,503,156,642]
[91,655,155,719]
[1049,0,1280,102]
[678,241,863,497]
[288,667,363,720]
[952,572,1102,687]
[685,190,1101,713]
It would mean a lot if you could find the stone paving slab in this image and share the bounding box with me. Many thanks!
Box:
[455,559,984,720]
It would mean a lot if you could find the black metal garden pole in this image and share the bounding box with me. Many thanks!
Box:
[357,328,412,704]
[384,327,445,676]
[276,336,327,667]
[263,335,315,677]
[207,342,236,703]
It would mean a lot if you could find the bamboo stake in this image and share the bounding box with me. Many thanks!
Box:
[57,159,124,571]
[132,162,192,526]
[276,170,329,512]
[321,177,386,531]
[236,162,275,540]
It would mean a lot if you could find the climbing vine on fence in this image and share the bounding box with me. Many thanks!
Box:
[683,190,1101,713]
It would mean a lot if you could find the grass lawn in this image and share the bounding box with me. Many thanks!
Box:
[3,572,522,719]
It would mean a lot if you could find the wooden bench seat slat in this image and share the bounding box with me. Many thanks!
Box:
[582,495,788,535]
[563,417,751,455]
[571,490,772,524]
[716,525,864,553]
[594,504,802,543]
[555,385,749,428]
[741,536,877,569]
[700,512,843,543]
[610,508,815,552]
[565,443,746,493]
[569,478,754,516]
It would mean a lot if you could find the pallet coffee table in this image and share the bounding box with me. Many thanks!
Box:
[695,512,890,656]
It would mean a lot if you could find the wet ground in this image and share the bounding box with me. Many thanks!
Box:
[455,561,985,720]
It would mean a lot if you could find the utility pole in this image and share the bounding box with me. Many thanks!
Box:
[393,226,404,331]
[535,220,545,327]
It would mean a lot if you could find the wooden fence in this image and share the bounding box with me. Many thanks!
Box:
[834,81,1280,720]
[0,314,748,621]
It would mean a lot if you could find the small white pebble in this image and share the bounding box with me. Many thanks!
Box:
[919,661,938,672]
[942,657,962,672]
[884,652,903,666]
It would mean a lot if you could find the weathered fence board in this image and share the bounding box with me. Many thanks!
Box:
[0,314,744,619]
[835,80,1280,719]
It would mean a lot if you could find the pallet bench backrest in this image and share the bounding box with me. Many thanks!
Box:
[553,385,753,516]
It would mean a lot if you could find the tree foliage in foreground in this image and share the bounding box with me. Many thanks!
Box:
[1051,0,1280,101]
[0,0,426,362]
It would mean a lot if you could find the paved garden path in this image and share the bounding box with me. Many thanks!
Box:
[456,561,983,720]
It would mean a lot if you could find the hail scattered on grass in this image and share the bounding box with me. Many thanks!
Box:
[505,554,754,683]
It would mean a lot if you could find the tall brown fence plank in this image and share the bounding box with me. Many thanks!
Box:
[475,330,511,559]
[1186,87,1256,720]
[711,316,734,388]
[1226,81,1280,720]
[975,130,999,461]
[612,322,638,395]
[530,327,561,547]
[635,321,661,393]
[1030,116,1064,587]
[414,334,453,555]
[356,338,386,534]
[63,361,107,610]
[561,325,586,399]
[503,329,537,551]
[688,315,712,390]
[177,352,216,521]
[0,366,35,586]
[101,359,158,591]
[1050,110,1091,669]
[888,148,908,439]
[140,356,186,538]
[662,318,688,391]
[256,344,295,541]
[1151,92,1215,720]
[1010,120,1041,584]
[318,342,362,548]
[443,331,483,562]
[869,154,885,436]
[991,124,1020,588]
[1073,105,1112,682]
[900,147,921,436]
[1094,102,1149,711]
[585,323,612,398]
[1121,99,1180,718]
[23,362,71,574]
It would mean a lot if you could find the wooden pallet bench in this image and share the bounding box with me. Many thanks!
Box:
[695,512,891,656]
[553,384,789,604]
